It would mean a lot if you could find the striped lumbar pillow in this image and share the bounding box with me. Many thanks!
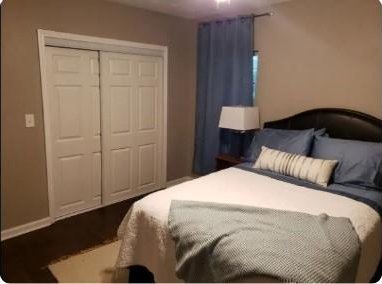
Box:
[254,146,338,187]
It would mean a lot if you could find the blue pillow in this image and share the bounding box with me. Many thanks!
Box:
[314,128,328,137]
[311,136,382,190]
[244,128,317,162]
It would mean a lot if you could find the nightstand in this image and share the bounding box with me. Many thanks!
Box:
[216,154,244,171]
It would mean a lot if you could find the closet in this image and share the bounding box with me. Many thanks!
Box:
[44,44,165,218]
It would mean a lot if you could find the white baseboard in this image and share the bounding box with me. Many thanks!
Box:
[166,176,194,188]
[1,217,52,241]
[1,177,194,241]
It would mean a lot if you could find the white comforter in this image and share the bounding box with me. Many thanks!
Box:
[116,167,381,283]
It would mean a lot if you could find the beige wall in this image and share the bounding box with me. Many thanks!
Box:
[2,0,381,231]
[255,0,382,124]
[1,0,197,230]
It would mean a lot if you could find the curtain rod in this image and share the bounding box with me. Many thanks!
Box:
[199,12,273,25]
[253,12,274,18]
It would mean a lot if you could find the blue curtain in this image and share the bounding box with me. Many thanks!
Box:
[193,16,254,174]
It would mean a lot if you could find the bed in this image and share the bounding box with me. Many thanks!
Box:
[116,108,382,283]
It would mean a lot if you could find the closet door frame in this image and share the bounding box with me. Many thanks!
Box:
[38,29,168,222]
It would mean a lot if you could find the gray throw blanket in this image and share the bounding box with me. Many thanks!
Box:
[168,200,361,283]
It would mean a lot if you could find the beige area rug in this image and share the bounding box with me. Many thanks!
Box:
[49,240,129,283]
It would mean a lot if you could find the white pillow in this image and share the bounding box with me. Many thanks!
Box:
[254,146,338,187]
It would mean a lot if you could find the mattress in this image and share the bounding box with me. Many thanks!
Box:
[116,167,381,283]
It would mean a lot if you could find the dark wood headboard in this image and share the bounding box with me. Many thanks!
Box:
[264,108,382,143]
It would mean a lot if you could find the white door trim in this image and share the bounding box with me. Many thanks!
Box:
[38,29,168,222]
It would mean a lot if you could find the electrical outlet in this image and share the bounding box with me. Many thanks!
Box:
[25,114,35,128]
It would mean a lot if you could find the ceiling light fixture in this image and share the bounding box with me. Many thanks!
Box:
[216,0,231,7]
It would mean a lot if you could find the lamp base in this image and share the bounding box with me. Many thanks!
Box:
[230,131,245,158]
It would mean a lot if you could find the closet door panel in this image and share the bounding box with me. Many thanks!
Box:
[111,147,133,197]
[57,154,86,210]
[55,86,83,139]
[135,58,162,193]
[138,86,157,131]
[101,53,135,204]
[101,52,163,204]
[45,47,101,218]
[138,144,156,188]
[110,86,133,134]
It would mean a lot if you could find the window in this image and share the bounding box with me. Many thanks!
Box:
[253,52,259,99]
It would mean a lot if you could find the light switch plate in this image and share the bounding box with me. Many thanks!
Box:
[25,114,35,128]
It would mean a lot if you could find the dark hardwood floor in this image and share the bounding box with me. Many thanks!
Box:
[1,196,143,283]
[3,193,381,283]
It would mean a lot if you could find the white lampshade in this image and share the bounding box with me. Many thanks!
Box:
[219,106,260,131]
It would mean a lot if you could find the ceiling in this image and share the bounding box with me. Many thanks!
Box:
[106,0,293,20]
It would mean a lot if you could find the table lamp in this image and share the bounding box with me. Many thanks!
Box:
[219,106,260,157]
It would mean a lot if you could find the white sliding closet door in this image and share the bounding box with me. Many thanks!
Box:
[45,47,101,217]
[100,52,164,205]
